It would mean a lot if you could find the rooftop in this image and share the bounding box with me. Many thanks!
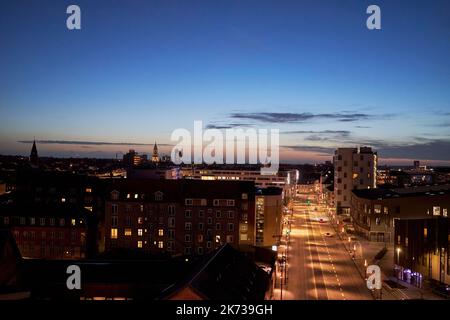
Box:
[352,184,450,200]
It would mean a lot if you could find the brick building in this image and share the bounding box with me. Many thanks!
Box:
[104,179,257,256]
[0,169,107,258]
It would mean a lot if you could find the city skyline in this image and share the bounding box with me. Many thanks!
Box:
[1,0,450,165]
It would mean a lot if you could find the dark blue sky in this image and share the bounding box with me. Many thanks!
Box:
[1,0,450,163]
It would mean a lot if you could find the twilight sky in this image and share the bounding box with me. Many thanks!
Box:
[1,0,450,164]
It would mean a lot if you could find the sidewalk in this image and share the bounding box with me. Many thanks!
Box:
[271,207,292,300]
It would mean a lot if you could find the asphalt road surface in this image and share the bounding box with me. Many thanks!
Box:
[281,195,373,300]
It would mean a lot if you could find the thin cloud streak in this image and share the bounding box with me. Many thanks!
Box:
[18,140,173,147]
[228,112,389,123]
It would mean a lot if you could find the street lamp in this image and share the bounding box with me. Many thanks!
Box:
[396,247,401,284]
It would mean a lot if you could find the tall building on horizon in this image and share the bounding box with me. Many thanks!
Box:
[123,149,147,167]
[334,147,377,214]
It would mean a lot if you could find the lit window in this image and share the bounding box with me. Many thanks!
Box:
[137,217,144,224]
[138,229,143,236]
[158,241,164,249]
[215,235,221,243]
[127,194,131,199]
[134,194,138,199]
[61,198,66,203]
[137,241,143,248]
[85,188,92,193]
[374,205,382,214]
[71,219,76,226]
[158,229,164,236]
[424,228,428,238]
[111,228,118,239]
[124,228,132,236]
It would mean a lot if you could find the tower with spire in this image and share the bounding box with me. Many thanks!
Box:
[151,141,160,163]
[30,139,39,166]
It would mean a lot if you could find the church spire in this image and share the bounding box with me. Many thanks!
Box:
[30,139,39,166]
[151,141,160,163]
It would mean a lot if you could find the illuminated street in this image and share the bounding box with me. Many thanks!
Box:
[274,193,373,300]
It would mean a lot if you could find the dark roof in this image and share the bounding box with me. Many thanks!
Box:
[21,258,193,300]
[0,229,22,262]
[352,184,450,200]
[0,229,24,292]
[161,244,269,300]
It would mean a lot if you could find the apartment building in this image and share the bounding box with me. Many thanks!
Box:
[104,179,256,256]
[351,184,450,242]
[0,204,89,259]
[334,147,377,214]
